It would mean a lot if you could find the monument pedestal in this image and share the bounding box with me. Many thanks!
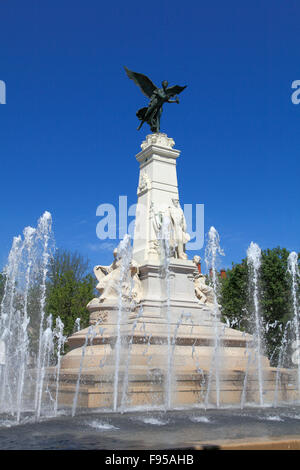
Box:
[137,259,212,323]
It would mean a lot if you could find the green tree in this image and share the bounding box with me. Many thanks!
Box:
[48,250,91,287]
[260,247,293,362]
[45,250,96,339]
[220,247,299,366]
[0,251,96,354]
[219,259,250,332]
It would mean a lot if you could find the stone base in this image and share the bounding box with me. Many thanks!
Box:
[57,259,299,410]
[56,323,299,409]
[52,365,299,410]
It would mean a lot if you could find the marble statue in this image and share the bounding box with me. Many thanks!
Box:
[94,248,142,304]
[149,199,190,259]
[193,255,215,305]
[123,259,143,304]
[168,198,190,259]
[149,203,165,256]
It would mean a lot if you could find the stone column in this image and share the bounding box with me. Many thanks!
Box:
[131,133,208,323]
[132,133,180,265]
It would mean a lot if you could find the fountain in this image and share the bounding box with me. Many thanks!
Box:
[0,212,60,422]
[53,133,299,412]
[0,134,299,436]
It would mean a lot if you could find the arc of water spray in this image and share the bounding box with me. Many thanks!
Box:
[72,325,93,416]
[36,315,54,420]
[0,235,24,413]
[120,305,144,411]
[158,215,173,410]
[34,212,53,418]
[288,252,300,395]
[54,316,66,417]
[16,226,37,422]
[247,242,264,406]
[204,227,224,409]
[113,235,132,412]
[0,211,55,421]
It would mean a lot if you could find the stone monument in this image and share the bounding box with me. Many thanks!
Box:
[56,69,297,409]
[57,131,297,410]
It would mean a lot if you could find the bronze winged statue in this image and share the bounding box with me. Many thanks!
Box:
[124,66,187,133]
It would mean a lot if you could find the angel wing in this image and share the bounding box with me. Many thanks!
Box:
[124,66,157,99]
[166,85,187,97]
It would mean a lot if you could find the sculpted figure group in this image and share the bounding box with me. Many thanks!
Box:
[193,255,215,306]
[93,248,215,309]
[94,248,142,305]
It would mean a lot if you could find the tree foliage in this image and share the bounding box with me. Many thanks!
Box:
[219,258,250,332]
[220,247,300,366]
[260,247,294,361]
[48,250,91,287]
[45,249,96,338]
[0,250,96,354]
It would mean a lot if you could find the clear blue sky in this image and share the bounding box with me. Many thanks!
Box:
[0,0,299,272]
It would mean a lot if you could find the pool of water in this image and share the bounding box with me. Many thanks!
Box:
[1,406,300,449]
